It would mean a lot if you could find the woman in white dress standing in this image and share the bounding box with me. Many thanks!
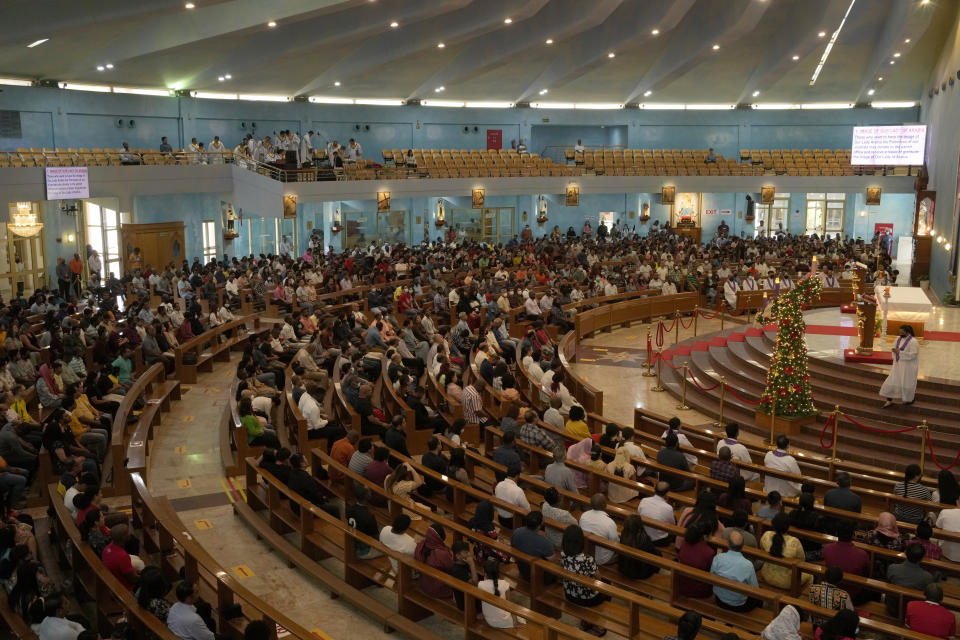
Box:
[880,324,919,408]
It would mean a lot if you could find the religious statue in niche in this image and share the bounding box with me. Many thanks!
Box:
[172,240,181,258]
[537,195,549,224]
[640,202,650,222]
[435,200,446,228]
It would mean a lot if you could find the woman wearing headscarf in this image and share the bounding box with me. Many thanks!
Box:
[567,437,594,489]
[36,362,64,408]
[606,446,639,504]
[467,500,510,566]
[762,605,802,640]
[414,524,454,600]
[862,511,903,580]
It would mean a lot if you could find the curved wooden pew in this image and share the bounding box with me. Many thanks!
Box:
[129,473,316,639]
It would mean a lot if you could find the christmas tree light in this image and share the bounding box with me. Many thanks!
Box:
[759,277,822,418]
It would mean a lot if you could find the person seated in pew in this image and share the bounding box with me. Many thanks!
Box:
[816,609,859,640]
[807,566,855,629]
[477,558,523,630]
[405,386,446,434]
[36,361,65,409]
[355,383,390,439]
[493,463,529,526]
[492,431,522,469]
[617,514,660,580]
[256,447,291,485]
[606,446,639,504]
[348,438,374,477]
[237,396,281,449]
[656,433,694,492]
[414,523,455,601]
[559,524,610,637]
[467,501,511,567]
[42,408,99,481]
[379,514,417,574]
[860,511,904,581]
[364,446,393,507]
[710,446,740,485]
[763,434,802,498]
[102,524,140,591]
[346,485,381,559]
[717,476,753,523]
[329,431,359,483]
[661,417,697,467]
[62,395,108,462]
[663,611,702,640]
[580,493,618,566]
[449,540,479,611]
[710,530,761,612]
[905,583,956,639]
[287,453,339,518]
[759,512,813,590]
[418,436,449,497]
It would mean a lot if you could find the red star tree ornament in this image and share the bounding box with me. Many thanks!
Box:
[759,276,822,418]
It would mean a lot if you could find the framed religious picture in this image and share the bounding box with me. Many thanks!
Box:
[472,188,485,208]
[283,194,297,218]
[377,191,391,212]
[760,186,775,204]
[866,187,882,206]
[672,192,701,227]
[566,185,580,206]
[661,186,676,204]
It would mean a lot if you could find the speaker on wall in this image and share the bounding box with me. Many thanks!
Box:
[661,186,675,204]
[760,186,775,204]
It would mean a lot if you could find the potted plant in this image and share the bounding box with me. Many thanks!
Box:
[918,275,930,290]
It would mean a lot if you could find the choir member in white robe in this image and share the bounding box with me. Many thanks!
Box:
[742,274,758,294]
[208,136,226,163]
[880,325,919,406]
[300,131,313,166]
[724,277,740,309]
[761,271,778,290]
[763,435,801,497]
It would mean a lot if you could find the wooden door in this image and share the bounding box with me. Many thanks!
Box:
[120,222,185,272]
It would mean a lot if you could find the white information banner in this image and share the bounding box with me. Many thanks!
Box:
[851,125,926,165]
[45,166,90,200]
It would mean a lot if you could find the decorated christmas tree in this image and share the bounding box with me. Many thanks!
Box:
[759,276,823,418]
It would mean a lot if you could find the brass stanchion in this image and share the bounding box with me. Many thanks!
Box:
[720,308,725,331]
[693,306,699,337]
[651,349,665,392]
[919,419,929,474]
[830,405,841,462]
[676,362,691,410]
[642,330,656,377]
[712,377,726,427]
[674,311,680,345]
[768,404,777,449]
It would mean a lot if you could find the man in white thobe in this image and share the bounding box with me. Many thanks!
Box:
[208,136,226,163]
[763,435,802,497]
[880,325,919,406]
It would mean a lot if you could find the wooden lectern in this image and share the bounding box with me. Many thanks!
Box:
[852,265,876,355]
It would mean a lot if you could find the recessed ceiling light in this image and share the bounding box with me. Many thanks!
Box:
[389,21,398,28]
[867,88,875,95]
[893,52,901,57]
[539,89,548,95]
[27,38,49,48]
[334,81,341,86]
[792,55,800,60]
[437,42,445,48]
[105,63,113,69]
[218,76,225,82]
[818,31,826,37]
[905,38,911,43]
[96,65,105,71]
[752,90,760,97]
[545,38,553,44]
[651,29,660,35]
[890,60,895,64]
[921,0,929,4]
[608,52,615,58]
[224,74,231,79]
[712,44,720,50]
[878,76,884,81]
[185,2,195,8]
[435,86,444,92]
[267,20,277,27]
[643,90,652,97]
[503,18,512,24]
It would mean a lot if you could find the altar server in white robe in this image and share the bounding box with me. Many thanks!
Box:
[724,276,740,309]
[880,324,919,407]
[763,435,802,497]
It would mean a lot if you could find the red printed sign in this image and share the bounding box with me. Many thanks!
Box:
[874,223,893,236]
[486,129,502,150]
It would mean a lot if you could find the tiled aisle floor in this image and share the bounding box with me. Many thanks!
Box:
[148,356,470,640]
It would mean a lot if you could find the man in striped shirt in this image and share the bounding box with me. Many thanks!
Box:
[518,410,561,456]
[461,382,484,425]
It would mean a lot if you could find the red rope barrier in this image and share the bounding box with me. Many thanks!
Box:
[662,317,678,332]
[687,369,721,392]
[840,412,919,434]
[663,357,685,370]
[927,431,960,471]
[679,315,695,330]
[728,308,747,317]
[726,385,762,405]
[655,322,665,348]
[818,413,836,450]
[698,309,719,320]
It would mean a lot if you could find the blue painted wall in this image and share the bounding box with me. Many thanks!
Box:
[0,86,919,162]
[134,192,221,262]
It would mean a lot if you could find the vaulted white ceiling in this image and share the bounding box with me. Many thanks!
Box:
[0,0,955,103]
